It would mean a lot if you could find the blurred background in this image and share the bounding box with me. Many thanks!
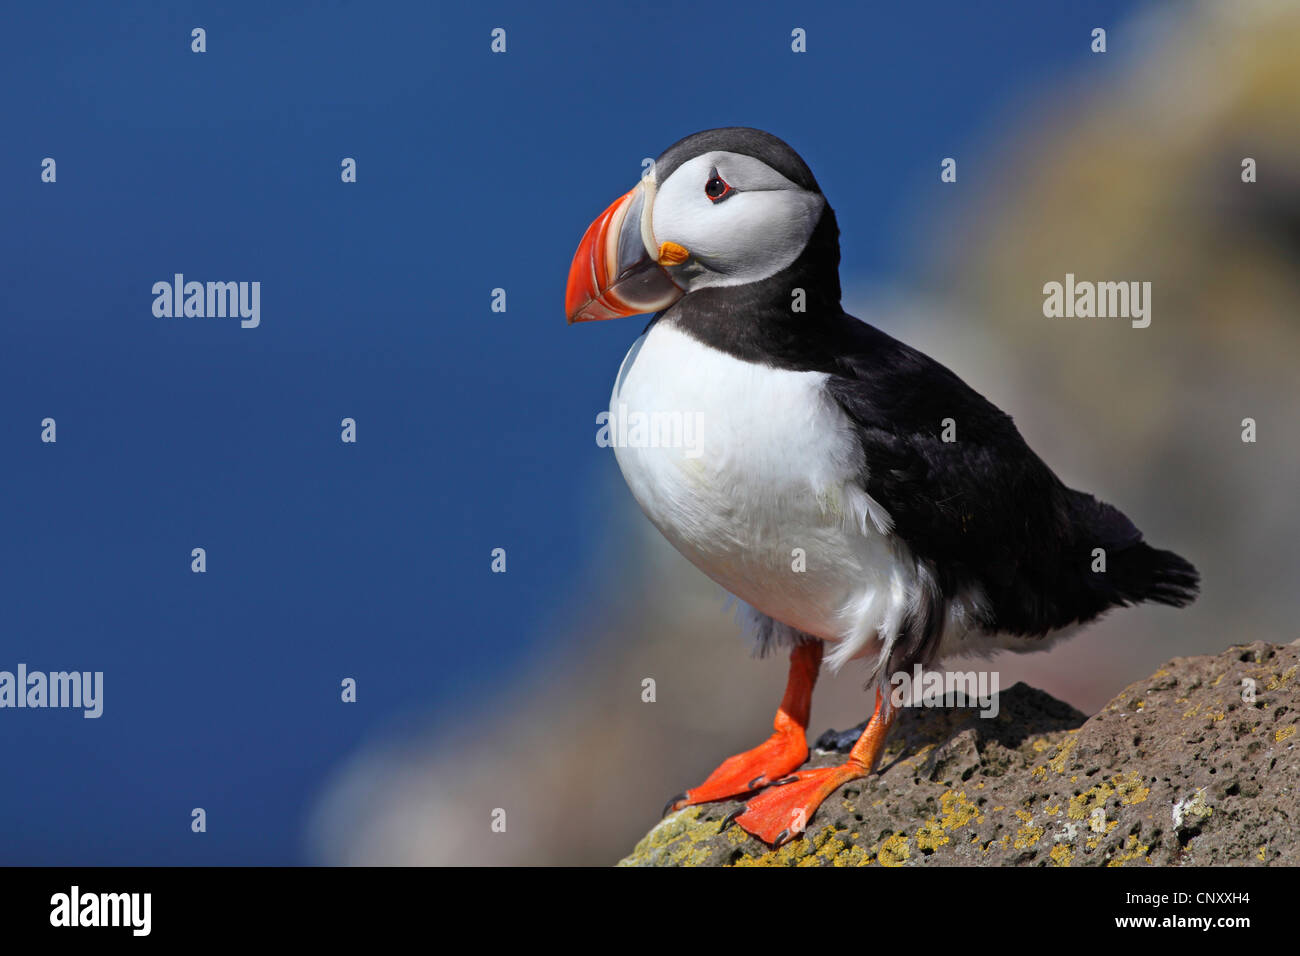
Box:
[2,0,1296,866]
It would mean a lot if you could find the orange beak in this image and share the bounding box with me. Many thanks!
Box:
[565,181,686,324]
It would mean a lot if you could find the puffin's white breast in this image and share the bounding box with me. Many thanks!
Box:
[609,322,917,671]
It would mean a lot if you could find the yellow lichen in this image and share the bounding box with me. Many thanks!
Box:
[1012,810,1044,849]
[915,820,950,852]
[829,839,872,867]
[1275,725,1296,743]
[1014,823,1045,849]
[803,827,855,867]
[1115,771,1151,806]
[938,790,983,830]
[1067,782,1115,820]
[1107,833,1150,867]
[622,806,718,866]
[734,833,813,867]
[1045,738,1077,774]
[909,790,977,853]
[1049,844,1074,867]
[878,833,910,867]
[1265,665,1297,691]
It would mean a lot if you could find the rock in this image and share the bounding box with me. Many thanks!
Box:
[619,641,1299,866]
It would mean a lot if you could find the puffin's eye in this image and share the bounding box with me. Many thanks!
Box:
[704,170,733,203]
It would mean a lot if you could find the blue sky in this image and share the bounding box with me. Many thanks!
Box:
[1,0,1142,864]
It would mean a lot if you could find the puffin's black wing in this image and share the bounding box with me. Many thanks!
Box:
[823,312,1198,638]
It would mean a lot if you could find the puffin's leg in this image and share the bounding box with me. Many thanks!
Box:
[728,687,896,848]
[664,640,823,815]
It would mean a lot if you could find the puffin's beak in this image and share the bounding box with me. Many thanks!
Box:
[565,181,687,324]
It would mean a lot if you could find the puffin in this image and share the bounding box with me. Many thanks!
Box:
[564,127,1199,848]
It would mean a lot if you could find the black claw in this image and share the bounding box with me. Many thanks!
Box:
[662,792,688,818]
[746,774,766,790]
[773,828,791,847]
[719,807,743,833]
[770,775,800,787]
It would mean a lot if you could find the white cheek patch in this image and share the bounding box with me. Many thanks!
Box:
[688,190,823,286]
[652,151,825,289]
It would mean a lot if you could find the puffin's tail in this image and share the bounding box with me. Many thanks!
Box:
[1112,542,1200,608]
[1070,490,1200,610]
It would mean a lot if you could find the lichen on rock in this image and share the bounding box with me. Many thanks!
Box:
[619,641,1300,866]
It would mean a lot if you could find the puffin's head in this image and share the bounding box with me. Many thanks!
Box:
[565,127,833,323]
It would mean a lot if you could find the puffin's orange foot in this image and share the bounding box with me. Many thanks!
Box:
[665,641,825,815]
[663,731,809,815]
[725,763,869,847]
